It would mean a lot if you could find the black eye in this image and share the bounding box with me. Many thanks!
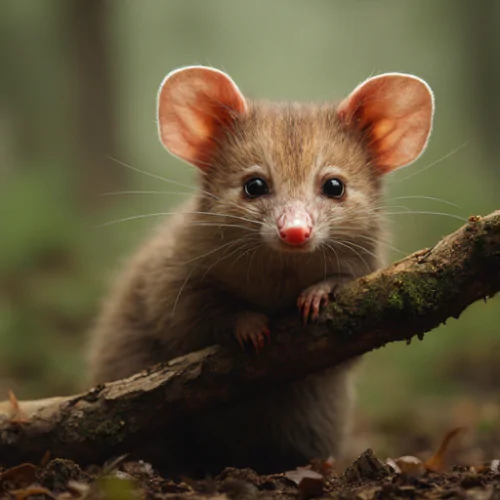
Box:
[244,177,269,198]
[322,178,345,199]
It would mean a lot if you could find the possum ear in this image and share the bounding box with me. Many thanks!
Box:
[337,73,434,174]
[157,66,247,170]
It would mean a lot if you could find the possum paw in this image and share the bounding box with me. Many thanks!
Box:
[234,312,270,354]
[297,280,336,324]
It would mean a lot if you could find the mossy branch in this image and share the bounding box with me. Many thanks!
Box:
[0,210,498,467]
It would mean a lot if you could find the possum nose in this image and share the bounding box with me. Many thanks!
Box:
[277,208,313,246]
[279,226,312,246]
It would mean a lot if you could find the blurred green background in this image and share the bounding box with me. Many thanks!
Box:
[1,0,499,460]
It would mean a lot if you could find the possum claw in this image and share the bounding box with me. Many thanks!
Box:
[234,312,270,353]
[298,281,335,324]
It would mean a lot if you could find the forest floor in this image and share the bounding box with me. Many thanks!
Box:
[2,426,500,500]
[2,449,500,500]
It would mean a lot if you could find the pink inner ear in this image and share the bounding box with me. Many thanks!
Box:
[338,74,434,174]
[158,67,247,170]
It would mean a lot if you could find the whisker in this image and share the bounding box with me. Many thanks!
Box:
[247,244,262,283]
[99,210,264,228]
[229,241,261,270]
[327,244,346,281]
[388,195,460,209]
[180,239,242,266]
[106,157,272,224]
[331,240,373,274]
[200,237,257,279]
[392,143,467,184]
[323,242,346,279]
[107,156,198,192]
[98,213,175,227]
[332,231,405,257]
[222,240,256,269]
[326,243,341,275]
[172,268,195,317]
[107,156,237,209]
[374,205,412,212]
[384,211,467,222]
[99,190,194,197]
[190,221,260,233]
[338,239,383,264]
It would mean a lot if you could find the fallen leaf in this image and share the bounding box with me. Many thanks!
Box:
[66,480,91,496]
[306,457,336,477]
[7,389,29,424]
[488,459,500,473]
[471,459,500,474]
[425,427,465,472]
[101,454,129,475]
[0,463,37,492]
[385,458,401,474]
[386,456,425,478]
[12,486,55,499]
[40,451,51,467]
[297,476,324,497]
[284,469,323,485]
[121,460,154,477]
[284,469,324,497]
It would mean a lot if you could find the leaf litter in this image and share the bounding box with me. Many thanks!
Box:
[1,428,500,499]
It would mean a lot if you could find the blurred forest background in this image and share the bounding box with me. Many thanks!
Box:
[1,0,499,461]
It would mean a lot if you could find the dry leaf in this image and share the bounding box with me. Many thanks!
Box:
[284,469,324,497]
[386,428,465,477]
[12,486,55,499]
[122,460,154,477]
[297,476,324,497]
[385,458,401,474]
[471,459,500,474]
[491,459,500,473]
[0,463,37,492]
[66,480,91,496]
[7,389,29,424]
[101,454,129,475]
[386,456,425,478]
[284,469,323,485]
[424,427,465,472]
[40,451,52,467]
[307,457,336,477]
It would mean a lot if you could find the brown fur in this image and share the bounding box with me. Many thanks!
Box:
[87,100,388,475]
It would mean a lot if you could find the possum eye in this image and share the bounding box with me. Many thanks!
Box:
[244,177,269,198]
[322,178,345,199]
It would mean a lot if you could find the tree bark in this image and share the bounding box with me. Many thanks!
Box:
[457,0,500,170]
[67,0,125,203]
[0,211,498,467]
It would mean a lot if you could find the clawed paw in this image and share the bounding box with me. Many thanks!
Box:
[297,281,334,324]
[234,312,270,354]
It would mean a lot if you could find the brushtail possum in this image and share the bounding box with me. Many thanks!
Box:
[87,66,434,475]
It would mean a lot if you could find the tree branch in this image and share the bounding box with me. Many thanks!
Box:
[0,210,498,467]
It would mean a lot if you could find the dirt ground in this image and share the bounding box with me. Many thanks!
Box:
[2,441,500,500]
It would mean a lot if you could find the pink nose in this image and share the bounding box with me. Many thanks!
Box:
[279,226,311,246]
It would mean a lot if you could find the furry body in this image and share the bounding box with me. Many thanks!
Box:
[87,69,433,475]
